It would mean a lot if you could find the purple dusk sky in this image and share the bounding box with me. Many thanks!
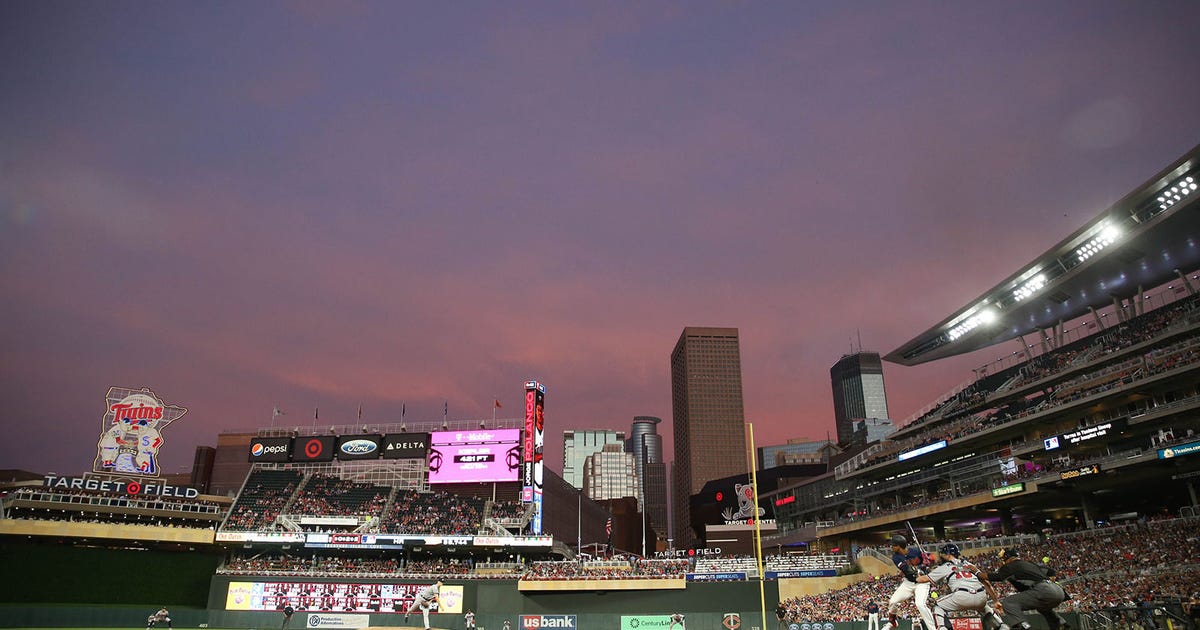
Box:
[2,2,1199,478]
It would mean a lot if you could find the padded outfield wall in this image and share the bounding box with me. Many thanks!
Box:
[207,576,781,630]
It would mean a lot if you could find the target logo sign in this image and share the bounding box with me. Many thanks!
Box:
[293,437,334,462]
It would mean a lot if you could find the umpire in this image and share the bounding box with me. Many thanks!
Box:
[987,548,1069,630]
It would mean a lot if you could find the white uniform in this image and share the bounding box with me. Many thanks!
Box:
[405,582,441,629]
[669,613,685,630]
[926,556,1007,630]
[465,611,476,629]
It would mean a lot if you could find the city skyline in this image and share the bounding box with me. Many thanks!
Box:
[2,2,1200,477]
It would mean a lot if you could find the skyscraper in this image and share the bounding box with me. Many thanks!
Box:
[830,351,890,446]
[627,416,668,536]
[670,326,747,547]
[562,429,625,489]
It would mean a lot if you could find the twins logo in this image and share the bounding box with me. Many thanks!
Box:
[94,386,187,476]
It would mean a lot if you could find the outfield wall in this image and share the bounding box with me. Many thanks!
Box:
[206,577,781,630]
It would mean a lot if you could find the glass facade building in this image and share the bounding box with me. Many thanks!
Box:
[830,352,890,446]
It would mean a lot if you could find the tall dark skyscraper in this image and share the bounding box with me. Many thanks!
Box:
[627,416,667,536]
[830,351,890,446]
[670,326,747,547]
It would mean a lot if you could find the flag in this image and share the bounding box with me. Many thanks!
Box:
[357,403,363,421]
[314,406,319,420]
[402,403,406,419]
[605,516,612,537]
[494,399,502,409]
[272,406,285,418]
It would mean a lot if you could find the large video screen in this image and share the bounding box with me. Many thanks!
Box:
[225,581,463,613]
[428,429,521,484]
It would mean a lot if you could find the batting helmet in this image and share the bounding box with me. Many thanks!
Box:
[939,543,960,556]
[889,535,908,547]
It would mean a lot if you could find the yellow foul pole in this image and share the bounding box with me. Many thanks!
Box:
[748,422,766,630]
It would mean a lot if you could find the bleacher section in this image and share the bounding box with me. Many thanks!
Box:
[289,473,390,520]
[378,489,483,535]
[224,469,303,531]
[841,293,1200,476]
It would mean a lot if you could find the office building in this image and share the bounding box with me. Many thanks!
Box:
[627,416,667,534]
[562,429,625,489]
[670,326,747,547]
[582,443,641,504]
[830,351,890,446]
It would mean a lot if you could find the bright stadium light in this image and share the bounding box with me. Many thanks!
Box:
[947,307,998,341]
[1075,221,1121,263]
[1013,273,1047,302]
[1157,175,1197,211]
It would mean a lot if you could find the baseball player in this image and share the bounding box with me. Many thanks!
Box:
[282,604,295,629]
[404,580,442,630]
[917,544,1003,630]
[986,548,1069,630]
[669,612,686,630]
[465,609,476,630]
[867,601,881,630]
[502,620,512,630]
[881,535,937,630]
[146,607,172,629]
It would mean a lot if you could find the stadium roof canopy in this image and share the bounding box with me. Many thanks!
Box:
[887,143,1200,367]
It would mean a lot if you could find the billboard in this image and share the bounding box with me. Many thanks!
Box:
[428,429,521,484]
[523,381,546,533]
[224,581,463,614]
[95,386,188,476]
[335,434,383,460]
[292,436,336,462]
[248,437,292,462]
[382,433,430,459]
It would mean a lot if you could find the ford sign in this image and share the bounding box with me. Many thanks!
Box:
[339,439,378,456]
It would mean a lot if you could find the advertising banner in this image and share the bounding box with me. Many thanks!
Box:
[304,613,370,629]
[686,572,746,582]
[521,615,577,629]
[382,433,430,459]
[1159,441,1200,459]
[248,437,292,462]
[336,434,383,460]
[428,429,520,484]
[765,569,838,578]
[620,616,674,630]
[292,436,336,462]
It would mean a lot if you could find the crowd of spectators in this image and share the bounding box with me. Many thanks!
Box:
[523,559,690,580]
[290,473,389,518]
[224,469,303,531]
[487,500,528,521]
[778,517,1200,622]
[852,333,1200,474]
[893,293,1200,445]
[379,489,483,535]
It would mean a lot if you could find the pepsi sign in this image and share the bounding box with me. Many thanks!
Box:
[335,434,382,460]
[247,437,291,462]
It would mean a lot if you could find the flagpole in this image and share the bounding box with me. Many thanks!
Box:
[748,422,767,630]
